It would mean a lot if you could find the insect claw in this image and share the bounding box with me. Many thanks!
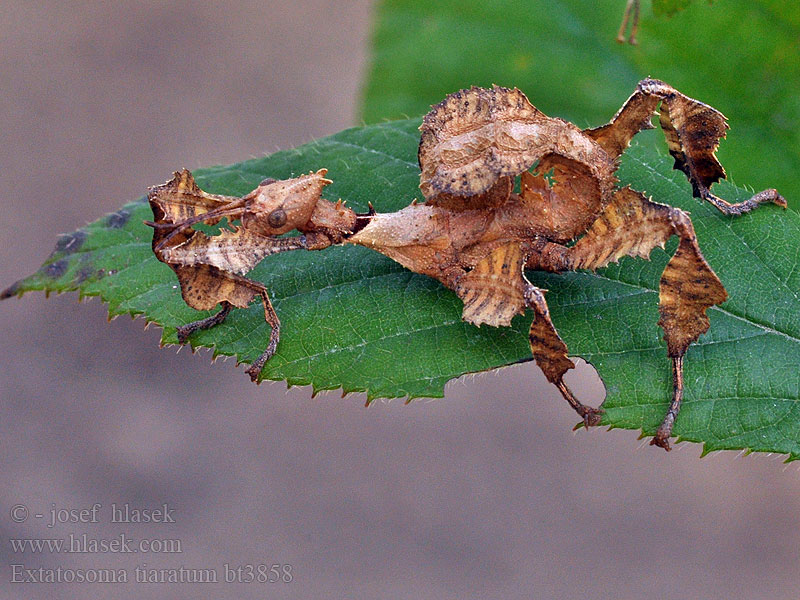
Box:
[581,407,604,428]
[650,435,672,451]
[245,366,261,382]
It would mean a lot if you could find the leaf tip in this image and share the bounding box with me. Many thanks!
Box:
[0,280,22,300]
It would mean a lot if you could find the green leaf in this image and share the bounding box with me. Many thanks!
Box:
[362,0,800,211]
[4,120,799,458]
[652,0,693,17]
[653,0,716,17]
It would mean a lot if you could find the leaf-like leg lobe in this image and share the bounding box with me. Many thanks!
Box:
[657,210,727,357]
[567,187,674,271]
[455,242,527,327]
[563,187,727,448]
[586,79,786,216]
[525,285,603,428]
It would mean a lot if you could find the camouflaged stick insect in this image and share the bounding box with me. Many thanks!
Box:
[146,168,360,380]
[149,79,785,451]
[347,79,785,450]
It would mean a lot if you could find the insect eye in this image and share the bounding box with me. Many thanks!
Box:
[268,208,287,228]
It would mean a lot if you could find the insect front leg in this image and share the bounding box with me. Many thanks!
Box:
[164,232,307,350]
[170,264,284,382]
[177,302,233,343]
[244,288,281,382]
[172,263,282,382]
[524,284,604,428]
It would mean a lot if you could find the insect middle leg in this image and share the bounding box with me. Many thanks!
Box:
[524,283,604,428]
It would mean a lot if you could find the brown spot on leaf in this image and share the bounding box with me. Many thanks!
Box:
[51,230,87,257]
[43,258,69,279]
[106,209,131,229]
[74,256,100,285]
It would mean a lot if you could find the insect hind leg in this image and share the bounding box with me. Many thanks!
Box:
[697,186,786,216]
[563,187,728,449]
[587,79,786,215]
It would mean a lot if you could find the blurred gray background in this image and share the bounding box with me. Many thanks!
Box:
[1,2,799,598]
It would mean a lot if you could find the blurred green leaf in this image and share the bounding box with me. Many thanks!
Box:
[5,120,799,458]
[362,0,799,210]
[652,0,692,17]
[653,0,717,17]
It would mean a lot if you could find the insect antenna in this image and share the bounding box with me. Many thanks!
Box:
[150,200,248,252]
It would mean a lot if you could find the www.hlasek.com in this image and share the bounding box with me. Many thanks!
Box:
[10,534,181,554]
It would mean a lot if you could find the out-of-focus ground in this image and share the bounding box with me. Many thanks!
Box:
[1,2,799,599]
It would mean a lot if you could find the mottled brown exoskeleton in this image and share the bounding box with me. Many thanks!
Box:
[147,168,357,380]
[149,79,785,450]
[351,80,784,449]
